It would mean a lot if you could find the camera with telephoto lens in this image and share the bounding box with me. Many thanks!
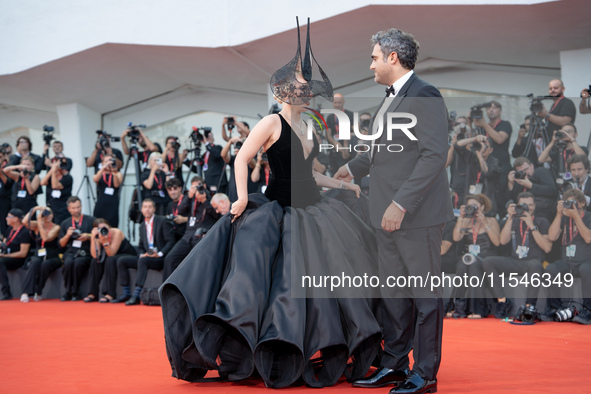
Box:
[554,306,578,322]
[195,184,206,194]
[59,157,68,170]
[227,117,235,130]
[0,242,7,254]
[462,253,482,266]
[235,141,243,150]
[514,203,529,217]
[169,136,181,150]
[190,127,208,145]
[514,304,541,324]
[563,199,578,210]
[464,204,479,218]
[470,102,492,120]
[41,209,51,218]
[99,227,110,237]
[71,228,82,240]
[43,125,55,144]
[555,131,565,140]
[165,214,175,221]
[96,130,121,150]
[261,152,268,163]
[22,169,31,176]
[514,170,527,180]
[470,141,483,152]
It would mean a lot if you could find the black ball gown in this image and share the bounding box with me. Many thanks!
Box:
[160,114,382,388]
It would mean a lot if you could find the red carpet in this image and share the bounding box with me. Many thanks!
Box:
[1,300,590,393]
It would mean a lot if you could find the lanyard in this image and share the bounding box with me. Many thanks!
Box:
[6,225,22,246]
[173,195,183,216]
[551,96,564,112]
[166,154,175,172]
[72,214,83,229]
[102,171,112,188]
[40,222,54,248]
[519,219,533,246]
[154,172,163,190]
[563,213,584,245]
[471,219,480,245]
[475,172,481,184]
[21,175,27,191]
[264,167,270,186]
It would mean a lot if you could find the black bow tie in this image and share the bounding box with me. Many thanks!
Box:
[385,86,396,97]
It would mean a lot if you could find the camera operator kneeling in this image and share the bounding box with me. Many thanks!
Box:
[482,192,552,318]
[115,199,175,305]
[545,189,591,324]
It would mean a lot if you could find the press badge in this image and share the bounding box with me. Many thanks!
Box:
[51,190,62,199]
[17,190,26,198]
[104,187,114,195]
[566,245,576,258]
[189,217,196,227]
[72,240,82,248]
[38,248,47,257]
[469,184,483,195]
[98,163,103,170]
[159,190,166,198]
[468,244,480,255]
[261,185,267,194]
[516,246,529,259]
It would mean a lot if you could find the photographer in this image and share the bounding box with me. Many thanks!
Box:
[251,149,271,194]
[20,207,62,302]
[211,193,231,215]
[41,158,73,224]
[538,124,588,178]
[507,157,558,222]
[86,131,123,173]
[447,116,472,209]
[84,219,136,303]
[164,178,188,241]
[43,140,72,172]
[121,127,157,171]
[566,154,591,211]
[545,189,591,324]
[222,136,256,202]
[8,136,43,174]
[93,154,122,227]
[59,196,94,301]
[580,86,591,115]
[3,156,41,213]
[201,129,228,194]
[163,136,187,184]
[450,194,500,318]
[162,176,220,280]
[536,79,577,136]
[0,209,32,300]
[222,116,250,142]
[115,199,175,305]
[0,148,13,234]
[454,134,501,216]
[141,152,170,215]
[471,101,512,176]
[511,115,544,167]
[482,192,552,316]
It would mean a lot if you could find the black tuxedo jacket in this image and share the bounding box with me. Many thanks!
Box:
[348,73,453,229]
[138,215,175,256]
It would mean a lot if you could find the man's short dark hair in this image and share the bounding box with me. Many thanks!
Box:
[204,129,212,139]
[17,136,32,151]
[165,177,182,189]
[568,154,590,171]
[242,121,250,130]
[514,157,531,169]
[142,198,156,208]
[53,140,63,146]
[490,101,502,110]
[563,188,586,207]
[67,196,81,206]
[563,123,577,134]
[517,191,535,202]
[371,28,419,70]
[190,176,204,185]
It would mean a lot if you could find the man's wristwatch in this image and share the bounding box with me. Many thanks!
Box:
[531,226,539,232]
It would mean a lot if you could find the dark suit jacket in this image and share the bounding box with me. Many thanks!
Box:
[348,73,453,229]
[138,214,175,256]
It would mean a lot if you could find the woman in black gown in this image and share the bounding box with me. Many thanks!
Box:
[160,18,381,388]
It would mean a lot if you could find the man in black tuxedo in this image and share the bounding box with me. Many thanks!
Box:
[115,198,175,305]
[335,28,452,394]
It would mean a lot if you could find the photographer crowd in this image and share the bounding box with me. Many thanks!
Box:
[1,81,591,326]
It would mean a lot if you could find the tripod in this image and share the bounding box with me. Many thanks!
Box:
[183,138,204,193]
[75,157,96,215]
[121,138,144,240]
[521,113,550,164]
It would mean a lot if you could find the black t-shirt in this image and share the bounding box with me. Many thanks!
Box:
[549,146,590,175]
[177,196,220,241]
[560,213,591,262]
[165,195,187,240]
[488,119,512,170]
[31,226,61,259]
[46,174,73,215]
[11,173,41,208]
[547,97,577,135]
[140,169,170,206]
[508,216,550,261]
[0,163,13,200]
[3,225,32,255]
[59,215,95,253]
[8,152,43,174]
[93,149,124,173]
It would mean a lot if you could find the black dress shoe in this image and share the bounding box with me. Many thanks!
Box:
[352,367,409,388]
[71,294,81,301]
[390,371,437,394]
[111,295,131,303]
[1,294,13,301]
[60,293,72,301]
[125,296,141,306]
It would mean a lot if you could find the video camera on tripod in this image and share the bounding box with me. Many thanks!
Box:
[126,122,147,144]
[189,126,209,149]
[527,94,545,114]
[96,130,121,150]
[43,125,55,145]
